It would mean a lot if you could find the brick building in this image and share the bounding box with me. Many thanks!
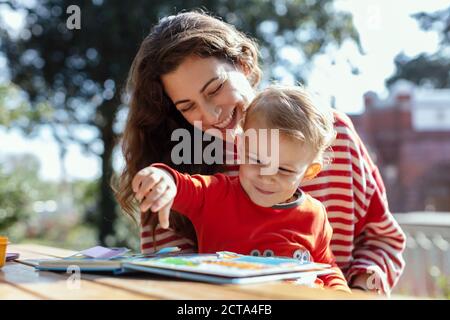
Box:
[349,80,450,212]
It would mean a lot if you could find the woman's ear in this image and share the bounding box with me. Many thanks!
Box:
[302,163,322,182]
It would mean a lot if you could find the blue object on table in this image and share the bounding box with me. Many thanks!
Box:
[155,246,181,254]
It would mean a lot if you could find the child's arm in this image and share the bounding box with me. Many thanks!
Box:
[132,163,226,229]
[313,204,351,293]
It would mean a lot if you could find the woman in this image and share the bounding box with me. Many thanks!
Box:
[116,10,405,294]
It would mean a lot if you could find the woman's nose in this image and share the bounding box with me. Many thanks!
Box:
[199,102,221,125]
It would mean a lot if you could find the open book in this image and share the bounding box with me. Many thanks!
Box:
[34,247,131,273]
[123,251,334,284]
[33,246,334,284]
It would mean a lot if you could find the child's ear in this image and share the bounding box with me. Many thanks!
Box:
[302,163,322,182]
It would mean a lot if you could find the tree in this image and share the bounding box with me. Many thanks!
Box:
[0,83,51,133]
[387,6,450,88]
[0,0,360,245]
[0,154,40,232]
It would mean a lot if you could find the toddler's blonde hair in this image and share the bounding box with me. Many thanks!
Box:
[245,85,336,164]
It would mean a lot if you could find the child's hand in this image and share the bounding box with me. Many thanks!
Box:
[132,166,177,229]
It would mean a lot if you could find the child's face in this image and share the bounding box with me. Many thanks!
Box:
[239,116,318,208]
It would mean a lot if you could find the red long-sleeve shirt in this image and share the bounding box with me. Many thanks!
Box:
[152,163,350,292]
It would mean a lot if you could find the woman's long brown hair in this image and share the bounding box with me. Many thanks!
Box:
[114,10,261,250]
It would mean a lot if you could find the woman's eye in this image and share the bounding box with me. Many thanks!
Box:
[209,82,224,96]
[180,103,195,113]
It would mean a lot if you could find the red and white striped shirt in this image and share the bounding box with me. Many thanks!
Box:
[139,111,406,294]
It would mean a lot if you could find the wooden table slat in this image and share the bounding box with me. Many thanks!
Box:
[12,244,76,258]
[0,282,42,300]
[0,263,157,300]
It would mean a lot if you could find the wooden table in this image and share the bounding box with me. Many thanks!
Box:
[0,244,379,300]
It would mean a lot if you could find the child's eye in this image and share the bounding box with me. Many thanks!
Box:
[279,167,295,176]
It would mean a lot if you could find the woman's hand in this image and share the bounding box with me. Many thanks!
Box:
[132,166,177,229]
[350,273,383,295]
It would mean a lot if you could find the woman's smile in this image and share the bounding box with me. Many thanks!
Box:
[213,108,236,129]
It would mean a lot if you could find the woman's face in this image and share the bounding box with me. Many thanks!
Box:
[161,55,255,139]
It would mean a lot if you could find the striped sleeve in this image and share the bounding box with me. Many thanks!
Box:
[140,223,196,254]
[346,161,406,295]
[330,111,406,295]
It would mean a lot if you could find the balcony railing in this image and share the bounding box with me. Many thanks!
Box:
[393,212,450,298]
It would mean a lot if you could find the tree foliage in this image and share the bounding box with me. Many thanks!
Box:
[0,154,40,231]
[387,6,450,88]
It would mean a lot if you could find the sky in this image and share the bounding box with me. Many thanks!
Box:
[0,0,449,182]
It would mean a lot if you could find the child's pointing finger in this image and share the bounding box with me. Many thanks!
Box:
[158,203,172,229]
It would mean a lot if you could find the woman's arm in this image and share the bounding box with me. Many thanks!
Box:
[334,111,406,295]
[346,163,406,295]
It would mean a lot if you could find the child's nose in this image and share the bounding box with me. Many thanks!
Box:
[258,172,276,184]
